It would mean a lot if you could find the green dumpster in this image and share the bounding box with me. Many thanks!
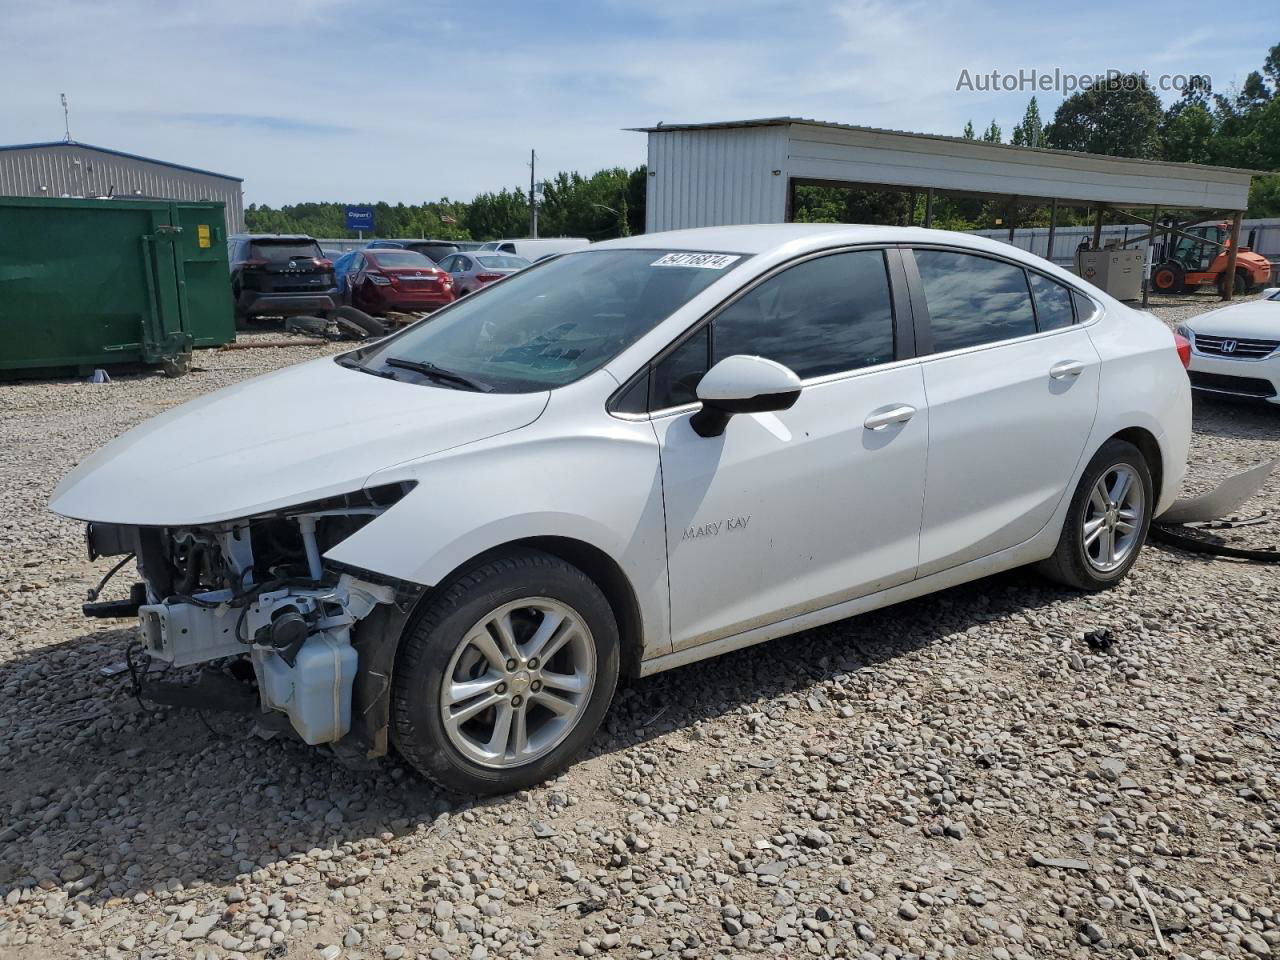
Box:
[0,196,236,378]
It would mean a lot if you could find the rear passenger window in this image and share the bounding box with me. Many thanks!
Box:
[712,251,895,379]
[914,250,1037,351]
[1029,273,1075,331]
[1073,290,1099,323]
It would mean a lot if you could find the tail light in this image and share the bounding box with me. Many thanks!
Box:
[475,273,504,283]
[236,258,269,269]
[1173,333,1192,369]
[315,258,333,268]
[368,272,392,286]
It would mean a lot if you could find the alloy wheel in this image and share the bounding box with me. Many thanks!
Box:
[439,598,596,768]
[1082,464,1144,573]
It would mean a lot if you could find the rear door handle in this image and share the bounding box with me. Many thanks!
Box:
[864,404,916,431]
[1050,360,1085,380]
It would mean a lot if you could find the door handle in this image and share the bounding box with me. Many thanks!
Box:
[863,404,916,431]
[1050,360,1085,380]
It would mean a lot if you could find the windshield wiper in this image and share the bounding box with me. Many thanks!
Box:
[384,357,493,392]
[337,356,397,379]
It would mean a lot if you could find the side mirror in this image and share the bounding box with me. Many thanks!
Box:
[691,355,802,438]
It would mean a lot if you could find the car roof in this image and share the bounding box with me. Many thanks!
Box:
[591,223,1015,256]
[589,223,1104,297]
[233,234,317,242]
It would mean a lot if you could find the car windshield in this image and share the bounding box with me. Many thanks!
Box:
[371,251,434,267]
[357,248,745,392]
[477,255,529,269]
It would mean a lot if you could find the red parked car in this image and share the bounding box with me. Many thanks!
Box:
[347,249,455,314]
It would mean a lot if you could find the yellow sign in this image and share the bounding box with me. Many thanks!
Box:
[197,224,211,249]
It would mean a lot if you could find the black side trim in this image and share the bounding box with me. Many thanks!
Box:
[884,247,917,363]
[898,248,933,356]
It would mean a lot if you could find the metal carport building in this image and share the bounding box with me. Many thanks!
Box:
[0,140,244,232]
[631,117,1262,299]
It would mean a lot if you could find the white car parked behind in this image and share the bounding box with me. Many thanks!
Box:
[1176,286,1280,404]
[51,224,1191,794]
[478,237,590,259]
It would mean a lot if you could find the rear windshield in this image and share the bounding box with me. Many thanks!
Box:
[250,240,322,261]
[356,248,746,392]
[409,243,458,259]
[370,251,434,268]
[477,256,529,269]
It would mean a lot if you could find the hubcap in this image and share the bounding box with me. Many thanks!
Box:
[1082,464,1144,573]
[440,598,595,769]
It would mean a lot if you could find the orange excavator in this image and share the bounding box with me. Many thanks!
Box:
[1150,222,1273,296]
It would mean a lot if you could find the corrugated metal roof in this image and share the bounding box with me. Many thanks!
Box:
[627,117,1264,177]
[0,140,242,182]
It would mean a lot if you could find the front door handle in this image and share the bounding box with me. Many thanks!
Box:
[864,404,916,431]
[1050,360,1085,380]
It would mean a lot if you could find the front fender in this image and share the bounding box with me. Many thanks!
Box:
[325,420,672,658]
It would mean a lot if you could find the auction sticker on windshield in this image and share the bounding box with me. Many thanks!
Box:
[651,252,741,269]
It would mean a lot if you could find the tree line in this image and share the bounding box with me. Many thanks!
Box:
[245,167,646,242]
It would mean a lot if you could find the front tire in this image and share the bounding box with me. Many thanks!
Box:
[1039,439,1153,591]
[392,549,619,795]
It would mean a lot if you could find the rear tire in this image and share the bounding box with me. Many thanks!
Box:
[392,549,620,795]
[1218,269,1249,297]
[1038,439,1153,591]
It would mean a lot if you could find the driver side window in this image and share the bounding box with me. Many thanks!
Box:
[649,250,895,409]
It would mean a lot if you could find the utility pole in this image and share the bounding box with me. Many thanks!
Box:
[60,93,72,142]
[528,149,538,239]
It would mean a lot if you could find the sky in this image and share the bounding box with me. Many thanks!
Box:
[2,0,1274,208]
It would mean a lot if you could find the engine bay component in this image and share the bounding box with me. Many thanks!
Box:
[138,573,395,742]
[255,628,358,744]
[139,589,244,666]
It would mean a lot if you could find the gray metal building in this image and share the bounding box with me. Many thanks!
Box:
[632,118,1256,232]
[0,140,244,232]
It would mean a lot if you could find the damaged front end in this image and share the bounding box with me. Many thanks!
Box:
[84,483,422,751]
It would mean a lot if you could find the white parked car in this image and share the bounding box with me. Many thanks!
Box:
[51,225,1191,794]
[478,237,589,259]
[1176,287,1280,404]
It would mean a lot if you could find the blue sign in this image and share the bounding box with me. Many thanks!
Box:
[345,205,374,232]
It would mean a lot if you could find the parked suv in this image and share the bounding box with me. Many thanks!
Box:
[53,225,1191,796]
[227,234,339,322]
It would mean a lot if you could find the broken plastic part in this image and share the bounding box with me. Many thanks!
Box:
[1159,458,1278,525]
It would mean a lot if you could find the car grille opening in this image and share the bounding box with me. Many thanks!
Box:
[1193,334,1279,359]
[1188,370,1277,398]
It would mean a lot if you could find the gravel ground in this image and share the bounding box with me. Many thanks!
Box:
[0,301,1277,960]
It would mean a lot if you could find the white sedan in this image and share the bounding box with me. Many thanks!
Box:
[51,224,1191,794]
[1176,287,1280,404]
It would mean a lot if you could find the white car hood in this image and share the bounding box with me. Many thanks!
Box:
[50,356,549,526]
[1187,299,1280,340]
